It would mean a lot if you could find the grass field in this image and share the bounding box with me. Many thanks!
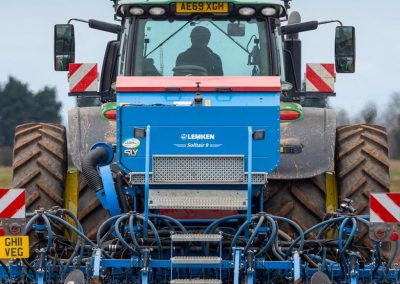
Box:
[390,160,400,192]
[0,167,12,187]
[0,162,400,190]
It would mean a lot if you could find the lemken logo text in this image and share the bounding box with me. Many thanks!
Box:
[181,134,215,140]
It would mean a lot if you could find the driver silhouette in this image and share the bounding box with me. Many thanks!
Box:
[176,26,223,76]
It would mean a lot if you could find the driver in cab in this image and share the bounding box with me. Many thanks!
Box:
[176,26,223,76]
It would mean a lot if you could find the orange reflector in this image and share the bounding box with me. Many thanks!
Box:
[104,109,117,120]
[280,110,300,121]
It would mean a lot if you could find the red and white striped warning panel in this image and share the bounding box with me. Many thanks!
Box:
[68,63,98,93]
[0,189,25,219]
[370,193,400,223]
[305,63,336,93]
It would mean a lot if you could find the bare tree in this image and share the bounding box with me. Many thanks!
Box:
[336,108,351,126]
[382,93,400,159]
[361,101,378,124]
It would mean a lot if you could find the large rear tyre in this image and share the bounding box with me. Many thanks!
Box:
[13,123,67,211]
[77,176,110,240]
[265,175,326,237]
[12,123,109,241]
[336,124,391,258]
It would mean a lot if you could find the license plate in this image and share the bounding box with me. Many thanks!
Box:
[0,236,29,259]
[176,2,228,13]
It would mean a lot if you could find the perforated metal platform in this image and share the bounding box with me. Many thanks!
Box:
[171,234,222,242]
[149,189,247,210]
[153,155,244,183]
[171,256,222,264]
[171,280,222,284]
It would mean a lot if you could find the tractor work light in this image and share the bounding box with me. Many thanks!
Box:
[252,130,266,140]
[129,7,145,15]
[261,7,277,16]
[149,7,166,15]
[238,7,255,16]
[134,127,147,139]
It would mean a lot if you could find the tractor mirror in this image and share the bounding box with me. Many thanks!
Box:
[335,26,355,73]
[227,23,245,37]
[54,24,75,71]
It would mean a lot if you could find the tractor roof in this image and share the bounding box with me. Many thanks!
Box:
[120,0,286,13]
[121,0,283,4]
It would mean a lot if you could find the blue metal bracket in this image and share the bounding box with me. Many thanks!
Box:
[99,165,121,216]
[93,249,102,278]
[293,251,301,282]
[233,247,243,284]
[247,126,253,224]
[247,251,255,284]
[141,268,149,284]
[144,125,151,237]
[37,270,44,284]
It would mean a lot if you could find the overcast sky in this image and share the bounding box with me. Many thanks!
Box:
[0,0,399,123]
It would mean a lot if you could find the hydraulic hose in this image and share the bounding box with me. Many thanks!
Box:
[81,146,111,192]
[205,214,247,234]
[388,240,399,268]
[97,215,121,248]
[255,215,277,257]
[129,215,144,253]
[338,218,357,272]
[149,214,188,233]
[115,215,140,256]
[244,216,265,252]
[136,215,163,259]
[231,216,258,248]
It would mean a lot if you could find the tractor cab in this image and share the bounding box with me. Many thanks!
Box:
[117,1,286,78]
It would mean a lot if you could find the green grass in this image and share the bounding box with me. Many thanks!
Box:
[390,168,400,193]
[0,167,12,188]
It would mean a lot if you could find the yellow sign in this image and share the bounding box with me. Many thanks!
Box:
[176,2,228,13]
[0,236,29,259]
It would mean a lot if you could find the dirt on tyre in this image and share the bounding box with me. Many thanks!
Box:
[336,124,391,259]
[12,123,67,212]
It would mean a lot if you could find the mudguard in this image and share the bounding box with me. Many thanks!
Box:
[68,107,116,171]
[269,107,336,180]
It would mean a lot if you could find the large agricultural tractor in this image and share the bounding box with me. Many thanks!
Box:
[1,0,399,282]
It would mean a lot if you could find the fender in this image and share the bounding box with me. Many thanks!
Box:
[68,107,116,172]
[269,107,336,180]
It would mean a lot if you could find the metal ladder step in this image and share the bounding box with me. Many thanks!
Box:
[171,280,222,284]
[171,256,222,264]
[171,234,222,242]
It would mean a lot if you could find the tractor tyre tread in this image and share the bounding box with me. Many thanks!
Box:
[12,123,67,212]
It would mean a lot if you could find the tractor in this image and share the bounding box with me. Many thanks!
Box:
[4,0,398,282]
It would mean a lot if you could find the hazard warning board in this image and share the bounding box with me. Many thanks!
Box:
[68,63,98,93]
[0,189,25,219]
[305,63,336,93]
[0,189,26,236]
[0,236,29,259]
[370,193,400,223]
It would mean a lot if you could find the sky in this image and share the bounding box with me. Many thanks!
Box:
[0,0,399,123]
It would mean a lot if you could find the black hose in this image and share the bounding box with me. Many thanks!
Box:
[116,172,130,213]
[81,147,110,192]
